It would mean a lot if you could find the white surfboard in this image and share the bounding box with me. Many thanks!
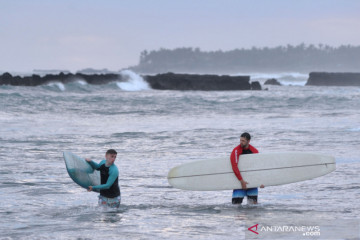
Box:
[63,151,100,192]
[167,152,336,191]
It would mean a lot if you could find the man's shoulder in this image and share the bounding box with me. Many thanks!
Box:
[232,145,241,151]
[110,164,119,174]
[249,144,259,153]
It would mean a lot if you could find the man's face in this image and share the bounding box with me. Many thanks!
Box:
[240,137,249,148]
[105,153,117,165]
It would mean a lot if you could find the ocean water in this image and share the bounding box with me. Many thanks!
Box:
[0,72,359,240]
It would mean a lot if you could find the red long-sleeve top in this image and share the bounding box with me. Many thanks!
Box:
[230,144,259,181]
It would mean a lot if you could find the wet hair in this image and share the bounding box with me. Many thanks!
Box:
[241,132,251,141]
[106,149,117,155]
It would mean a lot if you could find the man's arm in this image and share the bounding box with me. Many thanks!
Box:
[230,147,248,189]
[230,148,243,181]
[85,158,102,170]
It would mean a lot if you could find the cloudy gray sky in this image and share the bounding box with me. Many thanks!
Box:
[1,0,360,72]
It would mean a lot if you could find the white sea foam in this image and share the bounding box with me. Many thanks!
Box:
[117,70,150,91]
[75,80,87,86]
[279,80,307,86]
[47,82,66,91]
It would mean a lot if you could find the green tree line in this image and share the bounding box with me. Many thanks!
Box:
[131,44,360,73]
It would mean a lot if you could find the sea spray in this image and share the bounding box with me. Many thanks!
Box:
[117,70,150,91]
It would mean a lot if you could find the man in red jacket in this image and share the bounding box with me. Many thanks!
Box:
[230,132,264,204]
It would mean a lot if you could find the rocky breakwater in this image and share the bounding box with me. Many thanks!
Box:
[306,72,360,86]
[145,72,261,90]
[0,72,261,91]
[0,72,121,86]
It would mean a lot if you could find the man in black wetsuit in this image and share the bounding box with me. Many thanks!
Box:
[86,149,121,208]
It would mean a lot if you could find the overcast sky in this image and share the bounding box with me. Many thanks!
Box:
[1,0,360,72]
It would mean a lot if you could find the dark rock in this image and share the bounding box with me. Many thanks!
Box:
[264,78,282,86]
[306,72,360,86]
[251,81,262,90]
[144,72,253,91]
[76,73,120,85]
[9,76,24,86]
[2,72,13,78]
[0,72,11,85]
